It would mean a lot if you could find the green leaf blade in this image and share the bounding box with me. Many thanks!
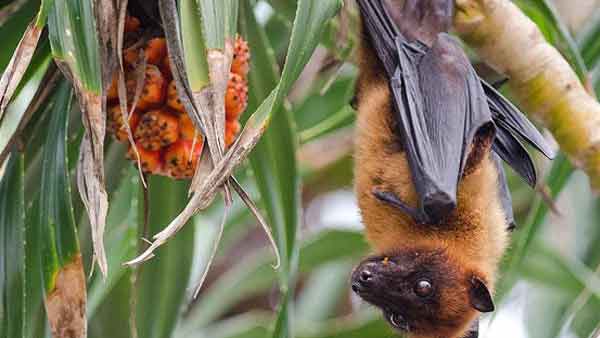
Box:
[35,79,86,337]
[39,82,79,277]
[180,0,210,90]
[136,176,195,338]
[48,0,101,93]
[0,153,25,338]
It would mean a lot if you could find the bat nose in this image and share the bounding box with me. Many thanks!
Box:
[352,263,376,293]
[423,191,455,223]
[360,270,373,283]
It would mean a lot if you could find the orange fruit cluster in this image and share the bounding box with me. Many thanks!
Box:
[106,16,250,179]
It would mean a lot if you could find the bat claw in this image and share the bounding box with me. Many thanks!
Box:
[372,188,424,223]
[423,191,455,222]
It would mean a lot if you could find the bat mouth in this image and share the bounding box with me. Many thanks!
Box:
[383,308,411,332]
[350,279,412,333]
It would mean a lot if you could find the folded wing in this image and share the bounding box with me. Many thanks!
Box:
[357,0,554,224]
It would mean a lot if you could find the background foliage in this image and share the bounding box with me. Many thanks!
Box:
[0,0,599,338]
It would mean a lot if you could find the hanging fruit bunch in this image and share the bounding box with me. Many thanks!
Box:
[106,15,250,179]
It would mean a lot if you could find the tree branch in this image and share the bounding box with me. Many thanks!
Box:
[454,0,600,191]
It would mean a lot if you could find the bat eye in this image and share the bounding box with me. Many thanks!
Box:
[414,279,433,298]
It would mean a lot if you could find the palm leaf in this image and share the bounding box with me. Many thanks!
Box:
[135,176,195,338]
[38,80,86,338]
[0,41,52,167]
[48,0,108,276]
[0,0,53,121]
[0,153,25,338]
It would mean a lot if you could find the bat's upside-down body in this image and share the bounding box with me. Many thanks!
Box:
[351,1,555,338]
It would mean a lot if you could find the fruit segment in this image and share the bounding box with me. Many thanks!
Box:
[127,144,162,174]
[225,120,241,147]
[107,73,119,101]
[125,16,141,33]
[178,113,198,141]
[145,38,168,65]
[133,65,166,110]
[167,80,185,113]
[134,109,179,151]
[225,73,248,122]
[123,48,139,68]
[107,106,140,142]
[164,140,203,179]
[231,35,250,78]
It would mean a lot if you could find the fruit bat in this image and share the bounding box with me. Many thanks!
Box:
[351,1,555,337]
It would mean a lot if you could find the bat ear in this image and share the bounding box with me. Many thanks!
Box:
[469,276,495,313]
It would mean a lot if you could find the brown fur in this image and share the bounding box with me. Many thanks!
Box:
[353,22,509,338]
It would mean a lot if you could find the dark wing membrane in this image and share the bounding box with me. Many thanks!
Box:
[492,117,537,187]
[358,0,551,223]
[357,0,402,75]
[483,81,556,159]
[391,34,493,222]
[492,152,516,230]
[357,0,439,75]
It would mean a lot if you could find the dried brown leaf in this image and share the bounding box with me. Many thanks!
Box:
[70,0,118,278]
[0,21,42,121]
[94,0,118,91]
[207,45,233,157]
[44,254,87,338]
[230,177,280,269]
[118,50,148,187]
[54,53,109,277]
[73,88,109,277]
[0,67,59,166]
[125,117,268,265]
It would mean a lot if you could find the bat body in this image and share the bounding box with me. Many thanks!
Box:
[351,1,555,337]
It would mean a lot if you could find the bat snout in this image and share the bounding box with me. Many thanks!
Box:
[351,262,380,295]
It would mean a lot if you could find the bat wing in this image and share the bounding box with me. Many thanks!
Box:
[484,82,555,158]
[492,124,537,187]
[492,153,516,230]
[357,0,401,75]
[358,0,553,224]
[484,82,556,186]
[390,34,494,223]
[360,0,494,223]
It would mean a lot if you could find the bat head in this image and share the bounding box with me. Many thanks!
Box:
[351,248,494,336]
